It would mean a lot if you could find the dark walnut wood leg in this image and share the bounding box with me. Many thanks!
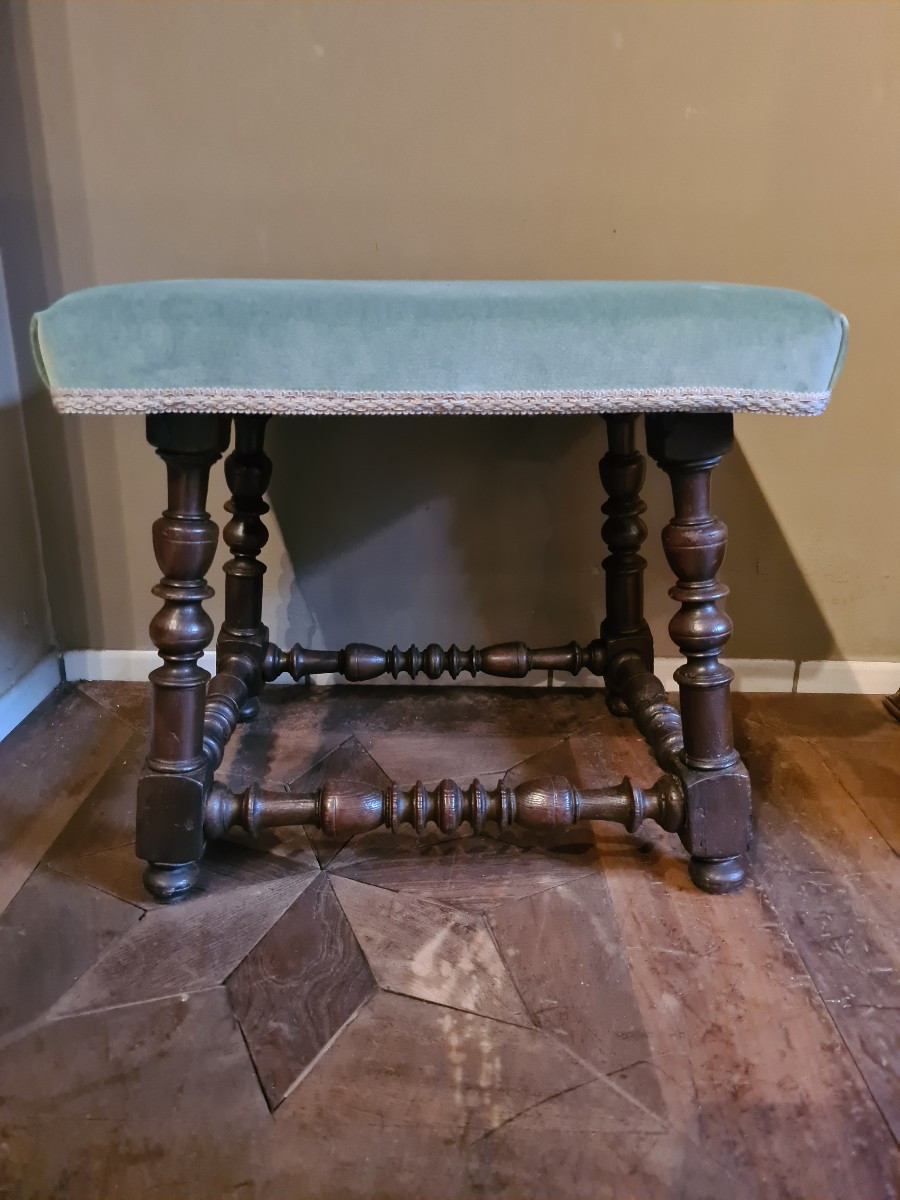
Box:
[646,413,751,894]
[137,414,231,901]
[599,414,653,715]
[219,414,271,723]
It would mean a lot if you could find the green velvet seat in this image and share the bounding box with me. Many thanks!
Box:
[31,279,847,416]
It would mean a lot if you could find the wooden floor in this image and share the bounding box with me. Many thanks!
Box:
[0,682,897,1200]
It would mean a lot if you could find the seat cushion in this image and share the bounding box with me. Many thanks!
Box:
[31,279,848,417]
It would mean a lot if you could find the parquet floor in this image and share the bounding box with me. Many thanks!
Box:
[0,682,897,1199]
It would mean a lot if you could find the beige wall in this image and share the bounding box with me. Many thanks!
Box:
[8,0,900,663]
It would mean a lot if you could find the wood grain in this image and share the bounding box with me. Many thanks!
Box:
[291,733,393,866]
[0,989,271,1200]
[304,685,608,739]
[602,867,896,1191]
[52,873,313,1016]
[331,874,532,1026]
[217,683,352,790]
[0,687,132,917]
[2,683,896,1199]
[52,833,316,909]
[0,866,139,1038]
[353,682,616,785]
[465,1074,735,1200]
[733,691,897,743]
[498,727,674,880]
[44,729,145,864]
[488,874,664,1114]
[221,686,607,793]
[808,733,900,854]
[267,990,621,1198]
[224,781,321,872]
[267,992,734,1200]
[330,830,595,914]
[740,719,900,1143]
[76,680,149,731]
[227,873,376,1109]
[358,731,571,790]
[496,716,900,1197]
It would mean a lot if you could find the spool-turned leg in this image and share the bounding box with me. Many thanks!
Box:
[646,413,751,894]
[599,414,653,714]
[137,414,231,901]
[219,414,271,722]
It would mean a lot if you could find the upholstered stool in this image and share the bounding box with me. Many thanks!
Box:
[31,280,848,900]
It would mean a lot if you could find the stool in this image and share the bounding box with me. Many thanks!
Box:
[31,280,848,900]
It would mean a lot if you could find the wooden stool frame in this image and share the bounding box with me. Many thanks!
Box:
[137,410,751,901]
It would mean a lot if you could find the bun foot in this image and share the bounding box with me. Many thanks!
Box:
[689,854,746,894]
[143,861,200,902]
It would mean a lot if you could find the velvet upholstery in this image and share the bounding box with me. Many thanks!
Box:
[31,280,848,416]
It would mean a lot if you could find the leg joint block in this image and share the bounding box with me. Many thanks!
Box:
[136,766,208,866]
[675,760,751,860]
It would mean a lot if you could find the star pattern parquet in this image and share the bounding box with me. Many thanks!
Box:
[0,683,896,1199]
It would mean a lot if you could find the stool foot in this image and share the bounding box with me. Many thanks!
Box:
[605,691,631,717]
[689,855,746,894]
[238,696,261,723]
[143,861,200,902]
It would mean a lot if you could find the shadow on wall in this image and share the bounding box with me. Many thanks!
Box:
[2,2,837,665]
[715,439,836,663]
[1,1,106,650]
[266,414,836,664]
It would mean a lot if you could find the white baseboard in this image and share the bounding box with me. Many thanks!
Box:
[796,660,900,695]
[60,649,899,695]
[0,654,62,742]
[64,649,208,683]
[551,658,796,693]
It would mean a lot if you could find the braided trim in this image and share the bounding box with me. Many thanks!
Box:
[51,386,831,417]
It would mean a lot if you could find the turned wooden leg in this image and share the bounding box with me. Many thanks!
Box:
[646,413,751,894]
[219,414,271,722]
[136,414,231,901]
[599,414,653,714]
